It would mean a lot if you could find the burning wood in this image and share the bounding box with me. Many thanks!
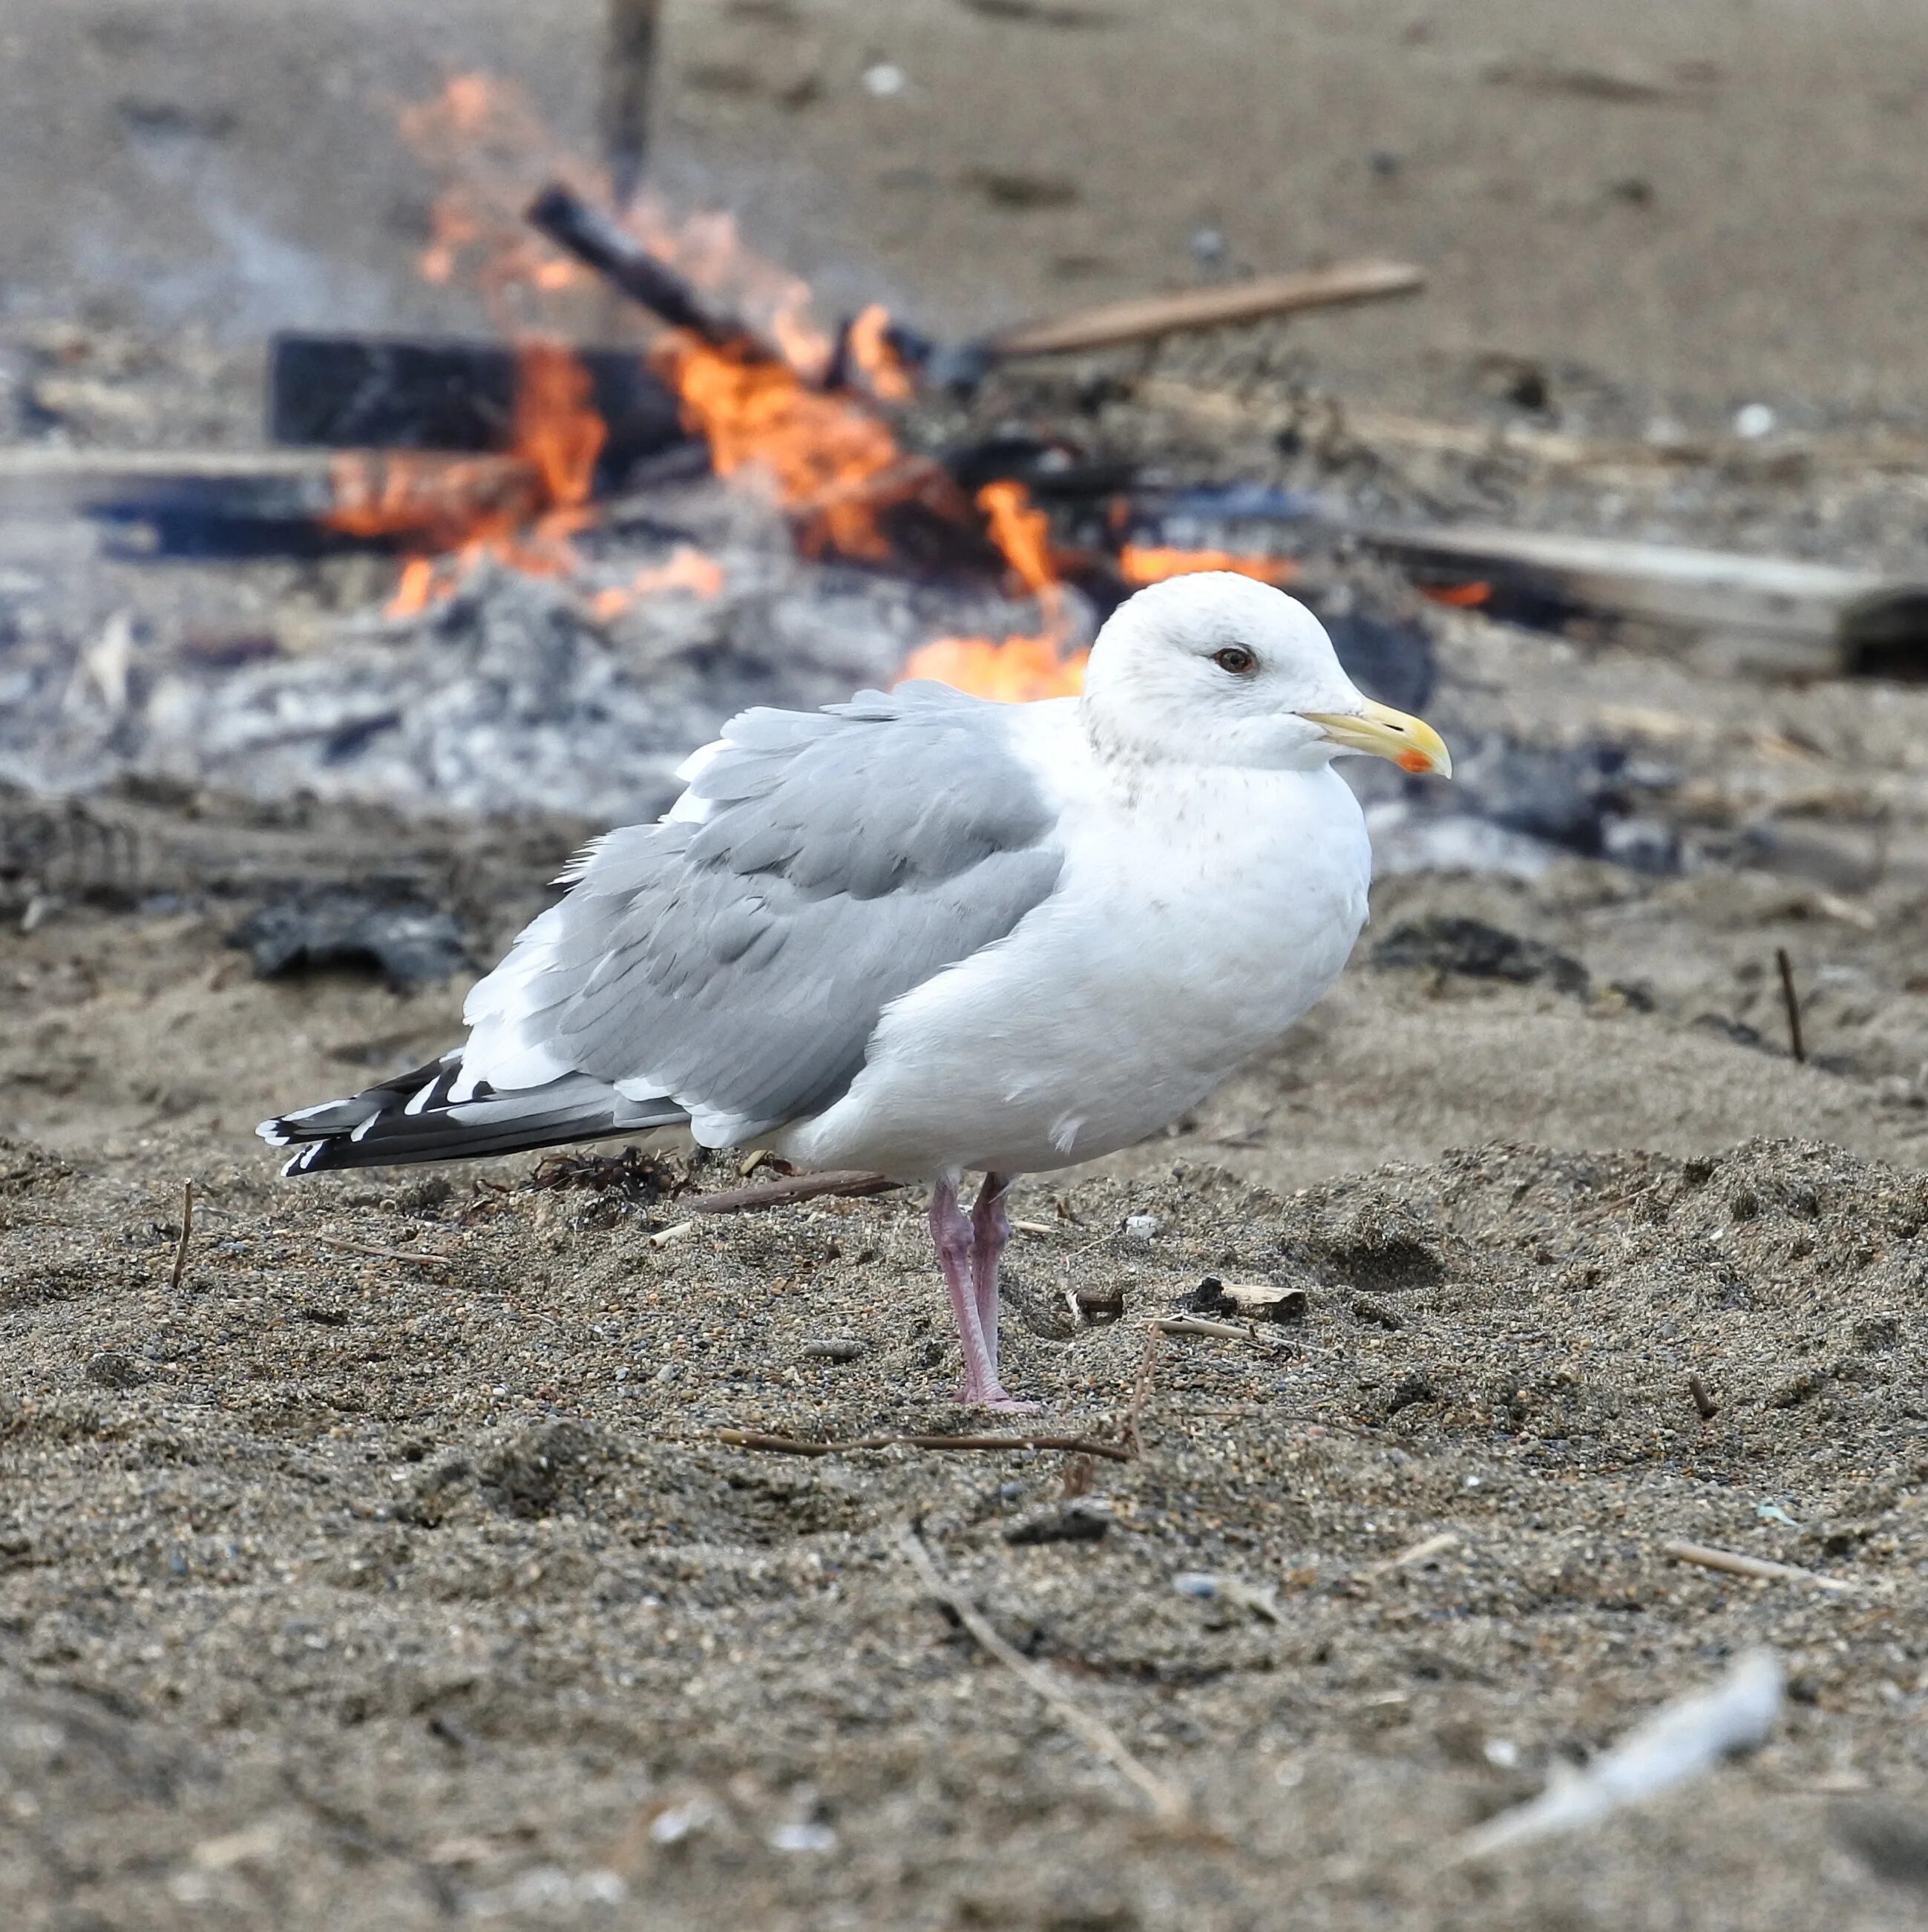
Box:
[525,183,768,355]
[269,332,693,484]
[0,446,538,556]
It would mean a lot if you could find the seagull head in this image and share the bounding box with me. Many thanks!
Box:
[1080,573,1451,777]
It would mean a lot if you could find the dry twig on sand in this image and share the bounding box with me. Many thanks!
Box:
[893,1522,1190,1821]
[1155,1315,1285,1347]
[686,1170,899,1215]
[168,1179,196,1292]
[1662,1539,1856,1593]
[718,1428,1133,1463]
[1125,1324,1161,1456]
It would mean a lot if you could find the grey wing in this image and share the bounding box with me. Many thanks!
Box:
[459,682,1064,1142]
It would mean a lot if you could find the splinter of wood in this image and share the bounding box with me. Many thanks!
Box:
[686,1170,900,1215]
[1774,947,1806,1062]
[169,1180,196,1292]
[1688,1373,1718,1419]
[893,1522,1190,1820]
[718,1428,1133,1463]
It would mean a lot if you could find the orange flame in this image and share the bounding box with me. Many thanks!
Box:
[1118,544,1298,587]
[654,335,941,563]
[845,303,914,403]
[901,482,1088,701]
[325,338,611,616]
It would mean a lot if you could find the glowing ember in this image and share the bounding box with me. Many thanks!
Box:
[1118,544,1298,587]
[1418,579,1492,608]
[901,481,1088,702]
[587,545,726,622]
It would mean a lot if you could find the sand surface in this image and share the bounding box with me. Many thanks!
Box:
[2,4,1928,1928]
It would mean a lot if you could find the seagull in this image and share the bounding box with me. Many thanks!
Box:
[260,575,1449,1409]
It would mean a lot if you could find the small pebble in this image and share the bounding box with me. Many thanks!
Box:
[801,1338,864,1363]
[862,62,905,97]
[1734,401,1777,439]
[1124,1215,1161,1244]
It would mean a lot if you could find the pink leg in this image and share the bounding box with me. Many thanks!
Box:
[929,1177,1032,1410]
[971,1172,1014,1379]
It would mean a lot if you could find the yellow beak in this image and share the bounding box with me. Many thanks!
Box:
[1302,698,1452,778]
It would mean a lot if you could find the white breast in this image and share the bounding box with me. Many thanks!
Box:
[776,704,1371,1179]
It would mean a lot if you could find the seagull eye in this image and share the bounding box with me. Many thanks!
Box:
[1213,646,1256,676]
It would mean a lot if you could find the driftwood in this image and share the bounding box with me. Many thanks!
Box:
[986,260,1424,359]
[1356,519,1928,674]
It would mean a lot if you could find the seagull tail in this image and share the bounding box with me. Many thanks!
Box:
[256,1051,690,1175]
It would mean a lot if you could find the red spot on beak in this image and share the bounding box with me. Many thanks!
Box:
[1396,749,1433,774]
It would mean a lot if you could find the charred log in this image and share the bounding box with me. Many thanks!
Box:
[525,183,768,356]
[269,333,697,490]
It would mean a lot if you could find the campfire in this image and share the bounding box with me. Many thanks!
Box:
[261,75,1422,703]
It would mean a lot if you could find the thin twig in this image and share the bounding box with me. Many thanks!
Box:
[1688,1373,1718,1420]
[168,1179,195,1292]
[1126,1324,1161,1457]
[1365,1530,1460,1577]
[685,1170,900,1215]
[893,1522,1190,1821]
[718,1428,1132,1464]
[1155,1315,1284,1347]
[1775,947,1806,1063]
[1662,1538,1855,1593]
[308,1232,456,1268]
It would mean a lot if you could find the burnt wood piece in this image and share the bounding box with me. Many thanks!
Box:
[525,183,769,356]
[269,333,697,490]
[0,447,539,556]
[1354,521,1928,675]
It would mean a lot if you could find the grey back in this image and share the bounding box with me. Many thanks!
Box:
[503,683,1065,1140]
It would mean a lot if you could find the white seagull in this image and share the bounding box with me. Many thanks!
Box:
[260,575,1450,1409]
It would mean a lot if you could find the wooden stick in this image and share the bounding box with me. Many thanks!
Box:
[601,0,664,208]
[1662,1539,1855,1593]
[685,1169,900,1215]
[1774,948,1806,1063]
[1125,1324,1161,1456]
[718,1428,1133,1464]
[1688,1373,1719,1420]
[169,1180,195,1292]
[893,1523,1190,1819]
[308,1232,456,1268]
[987,260,1425,358]
[1154,1315,1284,1347]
